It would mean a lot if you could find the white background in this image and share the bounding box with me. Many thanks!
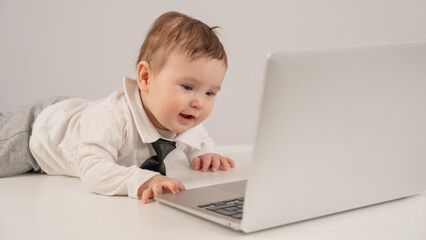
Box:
[1,0,426,145]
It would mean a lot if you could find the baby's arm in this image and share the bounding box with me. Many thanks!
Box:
[192,154,235,172]
[138,175,185,204]
[75,109,160,199]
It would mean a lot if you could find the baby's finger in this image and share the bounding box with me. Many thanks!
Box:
[211,155,221,172]
[141,188,154,204]
[201,155,212,172]
[162,180,179,194]
[226,157,236,168]
[219,156,229,171]
[192,157,201,170]
[168,178,186,191]
[152,182,163,196]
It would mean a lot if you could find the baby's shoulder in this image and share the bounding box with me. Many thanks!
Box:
[86,90,130,116]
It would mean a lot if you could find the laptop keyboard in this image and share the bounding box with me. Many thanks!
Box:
[197,197,244,220]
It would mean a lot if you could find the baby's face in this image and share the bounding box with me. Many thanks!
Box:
[138,53,226,133]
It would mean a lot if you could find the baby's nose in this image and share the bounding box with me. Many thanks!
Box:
[190,95,203,109]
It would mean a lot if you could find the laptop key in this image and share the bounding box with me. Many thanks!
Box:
[214,209,239,216]
[230,213,243,219]
[206,204,234,211]
[212,201,227,206]
[197,203,212,208]
[224,206,238,211]
[198,198,244,219]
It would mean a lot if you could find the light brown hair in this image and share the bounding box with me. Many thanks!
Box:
[136,11,227,74]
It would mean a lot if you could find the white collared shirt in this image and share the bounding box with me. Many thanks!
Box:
[29,77,215,199]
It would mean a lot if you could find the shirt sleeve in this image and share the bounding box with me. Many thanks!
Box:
[74,109,158,199]
[184,125,216,163]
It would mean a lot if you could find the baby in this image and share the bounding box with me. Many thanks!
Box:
[0,11,234,204]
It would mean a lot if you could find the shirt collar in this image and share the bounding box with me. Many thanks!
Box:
[123,77,202,150]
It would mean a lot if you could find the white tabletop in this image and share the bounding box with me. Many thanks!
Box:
[1,145,425,240]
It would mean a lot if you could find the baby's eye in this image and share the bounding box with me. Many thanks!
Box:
[206,91,216,97]
[181,84,193,91]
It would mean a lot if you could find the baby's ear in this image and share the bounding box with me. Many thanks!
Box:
[137,61,150,91]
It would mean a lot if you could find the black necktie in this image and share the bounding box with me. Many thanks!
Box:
[140,139,176,176]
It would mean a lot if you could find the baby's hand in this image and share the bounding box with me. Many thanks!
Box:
[138,175,185,204]
[192,153,235,172]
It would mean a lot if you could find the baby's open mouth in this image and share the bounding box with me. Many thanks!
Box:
[180,113,195,120]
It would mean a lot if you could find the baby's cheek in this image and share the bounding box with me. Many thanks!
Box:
[164,98,183,113]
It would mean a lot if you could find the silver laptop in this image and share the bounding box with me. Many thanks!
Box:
[155,41,426,233]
